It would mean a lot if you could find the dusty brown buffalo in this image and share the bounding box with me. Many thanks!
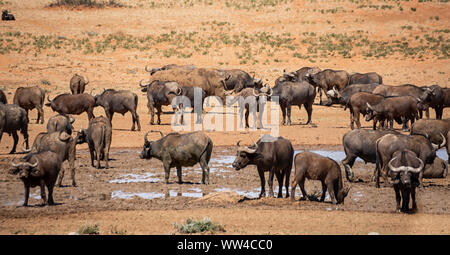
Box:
[9,151,61,206]
[366,96,420,131]
[271,81,316,126]
[342,129,400,182]
[375,133,444,188]
[275,67,321,86]
[145,64,195,76]
[387,150,424,213]
[13,86,45,124]
[69,74,90,94]
[348,92,384,129]
[423,157,448,178]
[305,69,350,105]
[325,83,379,107]
[291,152,350,204]
[0,103,29,154]
[147,67,230,100]
[77,116,112,169]
[140,131,213,184]
[139,80,179,125]
[418,85,445,119]
[171,86,206,125]
[24,131,81,187]
[0,89,6,104]
[94,89,140,131]
[220,69,262,93]
[46,114,75,135]
[45,93,96,120]
[232,135,293,198]
[349,72,383,85]
[410,118,450,163]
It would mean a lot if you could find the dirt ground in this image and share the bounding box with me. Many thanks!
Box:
[0,0,449,235]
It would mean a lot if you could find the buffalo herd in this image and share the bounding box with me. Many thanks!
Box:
[1,64,449,214]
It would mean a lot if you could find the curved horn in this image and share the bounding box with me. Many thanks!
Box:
[431,133,446,150]
[176,87,182,96]
[21,140,31,153]
[409,158,424,173]
[333,86,338,94]
[26,160,38,168]
[139,79,148,88]
[84,75,89,85]
[145,65,151,73]
[151,130,164,138]
[47,95,53,103]
[59,132,71,142]
[388,157,404,173]
[69,115,75,124]
[10,158,21,168]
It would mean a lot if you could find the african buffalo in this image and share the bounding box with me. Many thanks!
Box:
[9,151,62,206]
[387,150,423,213]
[70,74,90,95]
[220,68,263,93]
[2,10,15,21]
[24,131,81,187]
[226,85,271,129]
[291,152,350,204]
[410,118,450,163]
[423,157,448,178]
[140,131,213,184]
[275,67,321,86]
[418,85,445,119]
[139,80,180,125]
[375,133,445,188]
[305,69,350,105]
[46,114,75,135]
[342,129,400,182]
[94,89,140,131]
[0,103,29,154]
[349,72,382,85]
[77,116,112,169]
[13,86,45,124]
[348,92,385,129]
[366,96,420,131]
[145,64,195,76]
[45,93,96,120]
[171,86,206,125]
[325,83,379,107]
[232,135,293,198]
[271,81,316,126]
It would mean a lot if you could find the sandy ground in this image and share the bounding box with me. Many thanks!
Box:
[0,0,449,235]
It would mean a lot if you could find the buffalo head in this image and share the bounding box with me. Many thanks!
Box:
[232,140,258,170]
[140,131,164,159]
[10,159,39,179]
[388,151,424,187]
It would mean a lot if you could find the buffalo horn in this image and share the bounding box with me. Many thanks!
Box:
[145,65,151,73]
[21,140,31,153]
[388,157,424,173]
[47,95,53,103]
[84,75,90,85]
[431,133,446,150]
[151,130,164,138]
[144,131,150,143]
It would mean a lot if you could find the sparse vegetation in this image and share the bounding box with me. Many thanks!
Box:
[48,0,125,8]
[78,223,100,235]
[174,217,225,234]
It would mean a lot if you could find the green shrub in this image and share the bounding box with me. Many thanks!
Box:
[174,218,225,234]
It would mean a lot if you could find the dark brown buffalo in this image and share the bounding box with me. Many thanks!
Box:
[275,67,321,86]
[271,81,316,125]
[325,83,379,107]
[0,89,6,104]
[140,131,213,184]
[291,152,350,204]
[232,135,293,198]
[139,80,179,125]
[46,114,75,135]
[45,93,96,121]
[366,96,419,131]
[305,69,350,105]
[342,129,400,182]
[13,86,45,124]
[77,116,112,169]
[348,92,384,129]
[423,157,448,178]
[220,68,263,93]
[387,150,423,213]
[349,72,383,85]
[24,131,81,187]
[226,85,271,129]
[145,64,195,76]
[147,67,230,100]
[2,10,15,21]
[375,133,444,188]
[9,151,61,206]
[0,103,29,154]
[418,85,445,119]
[94,89,140,131]
[372,84,429,118]
[410,118,450,163]
[171,86,206,125]
[442,88,450,114]
[69,73,89,94]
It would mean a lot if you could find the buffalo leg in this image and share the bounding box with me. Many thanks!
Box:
[199,158,210,185]
[319,182,328,202]
[164,163,171,184]
[411,187,417,212]
[23,184,30,206]
[401,188,411,212]
[37,106,44,124]
[350,110,355,130]
[298,179,308,201]
[394,185,401,212]
[40,179,47,205]
[327,181,338,204]
[245,108,250,128]
[436,107,443,120]
[268,170,275,197]
[284,169,290,198]
[96,147,101,169]
[156,105,162,125]
[176,166,182,184]
[149,102,155,125]
[290,179,297,201]
[10,131,18,154]
[280,104,286,125]
[257,168,266,198]
[57,165,65,187]
[286,104,292,125]
[342,154,356,182]
[304,103,312,125]
[131,110,140,131]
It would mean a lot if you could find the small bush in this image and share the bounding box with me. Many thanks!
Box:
[174,217,225,234]
[48,0,124,8]
[78,223,100,235]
